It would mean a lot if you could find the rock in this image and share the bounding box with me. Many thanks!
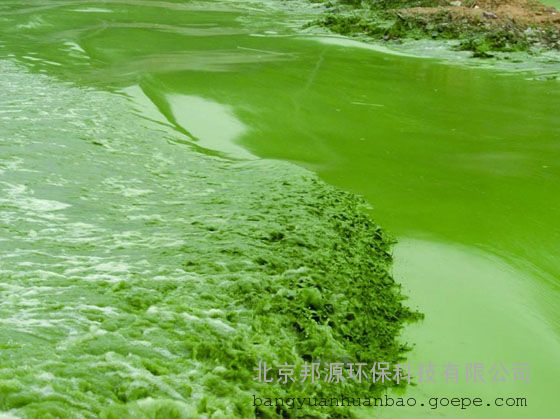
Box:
[449,1,462,6]
[483,11,498,19]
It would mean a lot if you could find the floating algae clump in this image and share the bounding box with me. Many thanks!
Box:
[164,175,421,418]
[0,60,419,418]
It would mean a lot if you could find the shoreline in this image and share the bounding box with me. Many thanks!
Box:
[304,0,560,57]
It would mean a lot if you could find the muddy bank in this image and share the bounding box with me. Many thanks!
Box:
[308,0,560,56]
[0,60,418,418]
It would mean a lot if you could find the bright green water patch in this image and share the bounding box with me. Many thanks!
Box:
[376,238,560,419]
[1,0,559,418]
[543,0,560,7]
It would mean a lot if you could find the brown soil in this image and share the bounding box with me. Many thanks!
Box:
[400,0,560,29]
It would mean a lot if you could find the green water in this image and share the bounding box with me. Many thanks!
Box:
[1,0,559,417]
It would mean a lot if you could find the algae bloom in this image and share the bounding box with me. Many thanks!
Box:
[0,60,418,418]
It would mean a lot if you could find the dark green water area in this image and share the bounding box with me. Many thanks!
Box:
[0,1,559,418]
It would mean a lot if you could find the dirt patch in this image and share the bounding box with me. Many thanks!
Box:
[400,1,560,28]
[311,0,560,55]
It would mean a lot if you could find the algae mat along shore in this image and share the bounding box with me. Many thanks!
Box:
[1,0,560,418]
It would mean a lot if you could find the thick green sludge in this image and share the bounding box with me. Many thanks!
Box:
[0,60,418,418]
